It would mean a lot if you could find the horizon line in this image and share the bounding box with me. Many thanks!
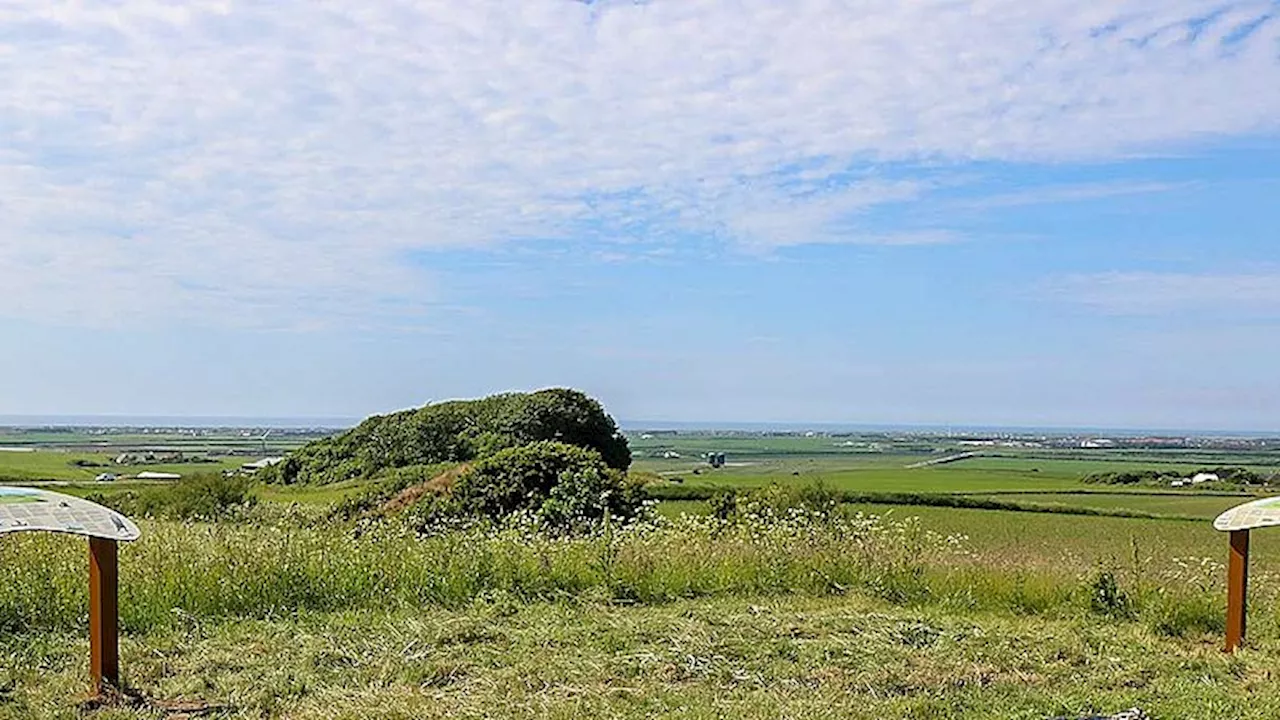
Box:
[1,413,1278,437]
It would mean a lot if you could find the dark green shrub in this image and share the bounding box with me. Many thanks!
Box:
[166,473,255,519]
[494,389,632,471]
[87,473,255,521]
[708,490,738,520]
[449,441,644,530]
[736,481,840,519]
[1201,466,1263,485]
[1087,571,1134,619]
[1083,470,1165,485]
[538,463,646,531]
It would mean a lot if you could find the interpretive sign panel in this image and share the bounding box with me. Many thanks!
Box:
[0,486,140,541]
[1212,496,1280,652]
[0,486,140,694]
[1214,496,1280,532]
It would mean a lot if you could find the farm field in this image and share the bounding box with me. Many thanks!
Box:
[682,465,1088,493]
[845,502,1280,570]
[0,450,245,482]
[656,497,1279,573]
[633,435,1278,521]
[0,426,334,483]
[974,492,1249,519]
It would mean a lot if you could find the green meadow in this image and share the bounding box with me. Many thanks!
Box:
[5,429,1280,718]
[0,450,243,483]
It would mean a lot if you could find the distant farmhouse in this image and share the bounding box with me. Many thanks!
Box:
[1171,472,1220,488]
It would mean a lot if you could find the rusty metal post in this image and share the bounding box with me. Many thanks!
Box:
[1226,529,1249,653]
[88,537,119,693]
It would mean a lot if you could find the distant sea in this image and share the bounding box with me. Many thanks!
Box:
[0,415,359,429]
[0,415,1276,438]
[618,420,1280,438]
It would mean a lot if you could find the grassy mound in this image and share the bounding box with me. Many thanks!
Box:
[264,388,631,485]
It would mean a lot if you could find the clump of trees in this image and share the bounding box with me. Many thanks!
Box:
[1082,470,1166,485]
[1084,466,1265,487]
[265,388,631,485]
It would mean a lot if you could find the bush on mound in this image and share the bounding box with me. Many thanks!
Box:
[385,442,646,532]
[266,388,631,485]
[453,442,644,524]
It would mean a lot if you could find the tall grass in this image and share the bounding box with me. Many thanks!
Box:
[0,503,1253,641]
[0,508,949,633]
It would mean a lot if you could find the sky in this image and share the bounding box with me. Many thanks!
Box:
[2,0,1280,431]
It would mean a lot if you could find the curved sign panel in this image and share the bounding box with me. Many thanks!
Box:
[1214,496,1280,533]
[0,487,140,541]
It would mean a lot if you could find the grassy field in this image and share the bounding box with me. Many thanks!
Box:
[639,447,1275,518]
[2,506,1278,719]
[842,502,1280,571]
[252,480,371,506]
[655,495,1279,582]
[0,426,333,483]
[0,450,244,482]
[722,465,1086,493]
[6,430,1280,717]
[974,492,1250,519]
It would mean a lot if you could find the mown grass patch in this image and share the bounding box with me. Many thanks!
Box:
[5,596,1280,719]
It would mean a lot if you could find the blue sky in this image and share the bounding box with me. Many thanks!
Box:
[2,0,1280,430]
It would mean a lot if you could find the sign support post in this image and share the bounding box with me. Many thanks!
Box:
[1226,529,1249,653]
[88,537,120,692]
[0,487,140,697]
[1212,496,1280,652]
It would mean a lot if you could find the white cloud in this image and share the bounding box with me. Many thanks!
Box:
[953,181,1192,210]
[1043,270,1280,315]
[718,179,954,249]
[0,0,1277,325]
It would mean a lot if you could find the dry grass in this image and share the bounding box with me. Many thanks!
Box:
[378,464,470,516]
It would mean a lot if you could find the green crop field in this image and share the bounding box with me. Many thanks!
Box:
[842,502,1279,568]
[975,492,1251,519]
[640,439,1280,522]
